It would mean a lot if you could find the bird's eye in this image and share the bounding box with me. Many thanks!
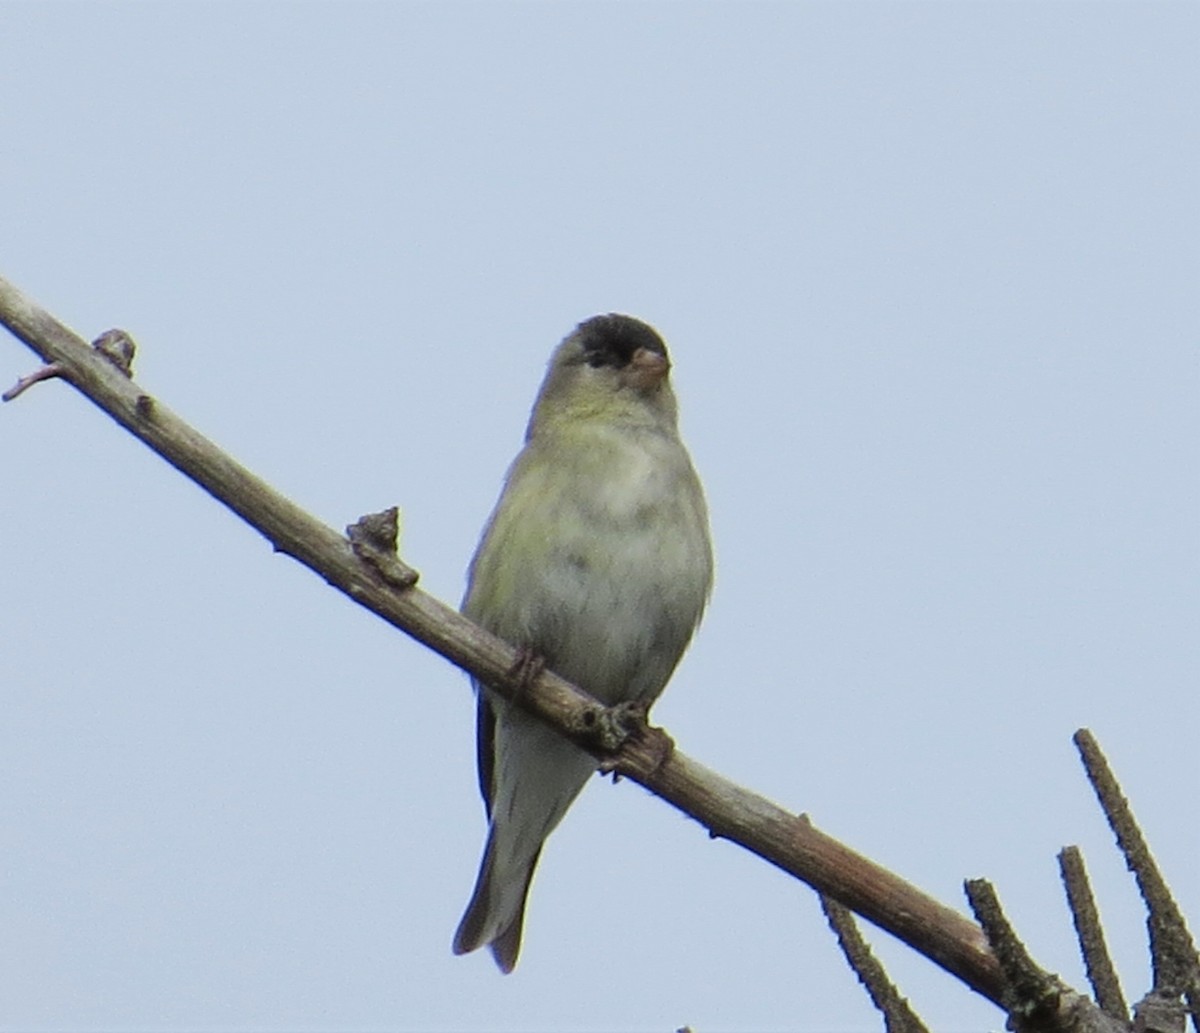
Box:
[584,350,611,369]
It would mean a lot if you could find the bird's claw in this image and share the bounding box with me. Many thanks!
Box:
[507,645,545,701]
[595,701,674,778]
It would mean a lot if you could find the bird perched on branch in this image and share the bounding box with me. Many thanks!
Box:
[452,313,713,972]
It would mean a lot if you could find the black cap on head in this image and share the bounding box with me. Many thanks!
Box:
[575,314,667,369]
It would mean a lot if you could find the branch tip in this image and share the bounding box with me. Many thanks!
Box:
[1074,729,1200,1001]
[3,361,66,401]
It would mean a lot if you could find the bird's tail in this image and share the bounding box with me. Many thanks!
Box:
[452,828,542,973]
[454,712,596,971]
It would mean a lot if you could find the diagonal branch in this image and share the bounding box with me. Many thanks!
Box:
[1059,846,1129,1023]
[821,894,931,1033]
[0,273,1004,1006]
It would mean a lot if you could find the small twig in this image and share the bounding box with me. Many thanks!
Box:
[821,894,930,1033]
[7,329,138,401]
[1074,729,1199,1028]
[1060,845,1129,1022]
[3,360,65,401]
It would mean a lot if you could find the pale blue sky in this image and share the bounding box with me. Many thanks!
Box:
[2,3,1197,1031]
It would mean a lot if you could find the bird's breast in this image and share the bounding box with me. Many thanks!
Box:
[466,427,711,705]
[519,439,708,702]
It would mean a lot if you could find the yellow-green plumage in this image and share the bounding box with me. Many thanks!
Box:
[452,314,713,972]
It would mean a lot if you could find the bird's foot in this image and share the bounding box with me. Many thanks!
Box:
[596,700,674,779]
[506,645,545,701]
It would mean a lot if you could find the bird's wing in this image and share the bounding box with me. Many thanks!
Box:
[475,689,497,819]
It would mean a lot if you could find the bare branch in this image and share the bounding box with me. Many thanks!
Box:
[1060,846,1129,1023]
[1074,730,1200,1030]
[967,878,1062,1025]
[1,273,1008,1004]
[821,894,930,1033]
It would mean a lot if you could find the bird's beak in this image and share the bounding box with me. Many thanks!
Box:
[620,347,670,391]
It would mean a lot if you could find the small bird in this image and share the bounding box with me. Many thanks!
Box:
[452,314,714,972]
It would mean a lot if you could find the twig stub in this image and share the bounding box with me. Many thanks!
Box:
[91,329,136,376]
[347,507,419,589]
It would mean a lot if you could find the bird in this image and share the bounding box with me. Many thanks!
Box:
[452,313,713,972]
